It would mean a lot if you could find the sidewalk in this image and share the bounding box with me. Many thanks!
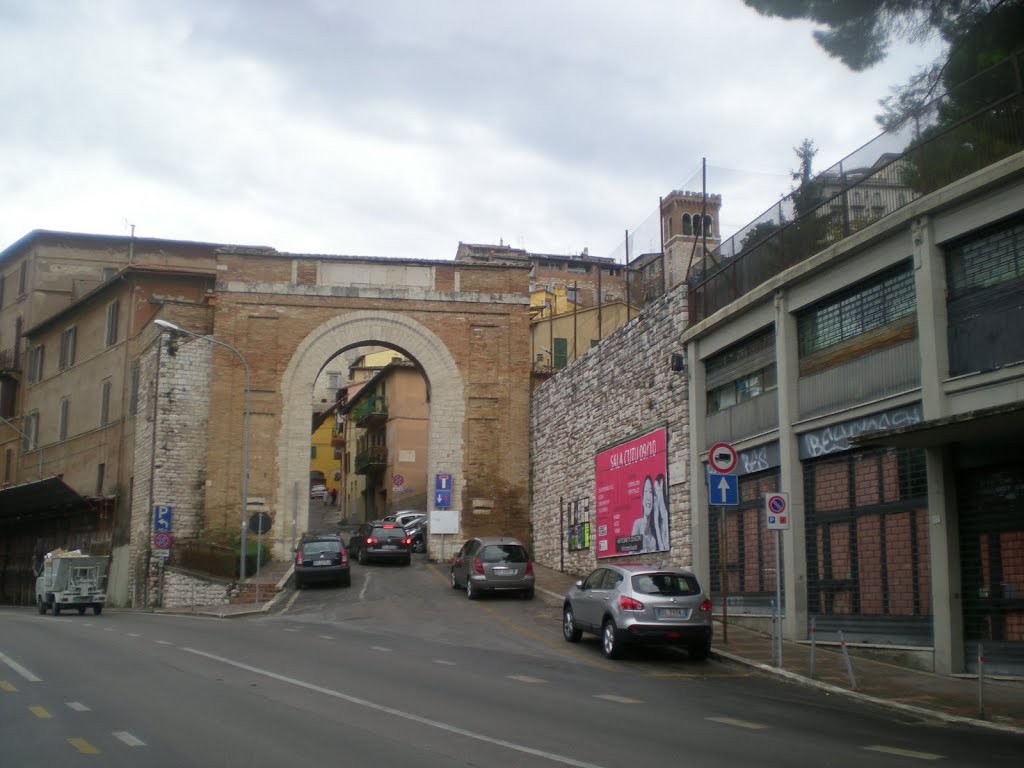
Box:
[530,564,1024,736]
[169,557,1024,735]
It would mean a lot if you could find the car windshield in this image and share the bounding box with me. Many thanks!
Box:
[481,545,528,564]
[303,541,341,555]
[630,572,700,596]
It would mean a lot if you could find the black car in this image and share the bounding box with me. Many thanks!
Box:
[294,533,351,588]
[348,522,413,565]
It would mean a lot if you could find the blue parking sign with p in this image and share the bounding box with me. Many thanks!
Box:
[153,505,173,533]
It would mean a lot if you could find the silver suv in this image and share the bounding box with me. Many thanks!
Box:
[450,537,535,599]
[562,564,712,660]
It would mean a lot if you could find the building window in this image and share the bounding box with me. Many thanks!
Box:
[327,373,342,389]
[105,300,120,347]
[27,344,44,384]
[709,365,777,413]
[59,397,70,441]
[566,287,579,304]
[100,379,112,426]
[311,446,317,459]
[797,262,915,357]
[567,262,590,274]
[946,216,1024,297]
[102,267,117,281]
[59,326,77,370]
[18,261,27,295]
[22,411,39,450]
[683,214,693,236]
[704,215,714,238]
[129,361,139,415]
[553,337,568,369]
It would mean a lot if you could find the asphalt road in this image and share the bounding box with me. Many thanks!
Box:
[2,556,1022,767]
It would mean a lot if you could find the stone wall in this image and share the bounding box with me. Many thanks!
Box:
[530,284,691,579]
[148,565,230,609]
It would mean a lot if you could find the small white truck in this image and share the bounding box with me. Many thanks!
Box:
[35,549,110,616]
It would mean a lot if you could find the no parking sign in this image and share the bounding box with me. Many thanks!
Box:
[765,492,790,530]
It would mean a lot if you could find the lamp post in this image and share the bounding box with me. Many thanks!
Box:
[154,319,251,580]
[0,413,43,481]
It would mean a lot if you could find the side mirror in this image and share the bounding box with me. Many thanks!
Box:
[575,580,584,589]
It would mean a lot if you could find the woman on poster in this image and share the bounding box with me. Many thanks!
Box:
[632,475,668,553]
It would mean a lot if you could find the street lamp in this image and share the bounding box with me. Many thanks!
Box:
[153,319,251,580]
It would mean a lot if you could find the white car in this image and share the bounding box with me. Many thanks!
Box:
[382,510,426,528]
[310,483,329,502]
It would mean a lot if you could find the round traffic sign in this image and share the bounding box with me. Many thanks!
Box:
[768,494,787,515]
[248,511,273,535]
[392,474,404,487]
[709,442,738,474]
[153,532,173,550]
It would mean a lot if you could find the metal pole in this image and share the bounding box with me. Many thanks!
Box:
[776,529,783,667]
[978,643,986,719]
[809,615,817,679]
[839,630,857,689]
[718,509,728,644]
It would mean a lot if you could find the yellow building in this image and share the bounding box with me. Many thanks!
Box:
[530,300,631,374]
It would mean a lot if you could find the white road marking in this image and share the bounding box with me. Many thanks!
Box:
[183,647,611,768]
[319,635,334,640]
[0,650,41,682]
[593,694,643,704]
[706,716,769,730]
[866,745,943,761]
[113,731,146,747]
[371,646,392,652]
[156,640,173,646]
[507,675,546,684]
[359,572,372,601]
[433,659,457,666]
[66,702,90,712]
[283,628,298,633]
[104,627,114,632]
[127,633,141,638]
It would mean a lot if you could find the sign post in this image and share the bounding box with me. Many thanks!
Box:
[708,443,738,645]
[765,492,790,667]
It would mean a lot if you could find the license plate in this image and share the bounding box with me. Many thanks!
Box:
[383,544,398,550]
[492,567,517,575]
[314,560,332,566]
[656,607,691,619]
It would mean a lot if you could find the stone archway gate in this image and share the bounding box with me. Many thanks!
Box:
[153,250,532,566]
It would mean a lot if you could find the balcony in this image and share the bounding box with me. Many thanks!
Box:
[331,428,346,448]
[352,395,387,427]
[0,347,20,377]
[355,445,387,475]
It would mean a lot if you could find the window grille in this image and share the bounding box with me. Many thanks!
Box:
[798,262,915,357]
[946,215,1024,298]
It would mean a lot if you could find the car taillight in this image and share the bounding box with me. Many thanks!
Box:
[403,537,412,546]
[700,598,713,613]
[341,552,348,565]
[619,595,645,611]
[472,557,485,575]
[525,561,534,575]
[366,537,376,546]
[295,551,303,566]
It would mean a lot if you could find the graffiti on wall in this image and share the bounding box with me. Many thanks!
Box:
[799,403,923,459]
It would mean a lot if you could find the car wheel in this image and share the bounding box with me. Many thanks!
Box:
[77,606,87,615]
[92,605,103,616]
[466,578,477,600]
[340,574,351,588]
[601,618,623,659]
[450,570,459,590]
[689,641,711,661]
[562,606,582,643]
[522,587,535,600]
[37,598,46,615]
[294,577,303,590]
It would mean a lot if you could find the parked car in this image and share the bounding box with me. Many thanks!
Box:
[309,483,329,502]
[294,533,350,588]
[382,510,427,528]
[348,522,413,565]
[449,537,535,599]
[561,564,712,660]
[404,518,427,553]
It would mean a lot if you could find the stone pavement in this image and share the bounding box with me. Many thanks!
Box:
[172,554,1024,736]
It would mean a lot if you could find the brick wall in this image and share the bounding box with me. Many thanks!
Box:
[530,284,690,579]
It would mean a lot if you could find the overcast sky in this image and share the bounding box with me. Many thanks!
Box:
[1,1,943,263]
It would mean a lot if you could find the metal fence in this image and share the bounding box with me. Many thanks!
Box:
[688,52,1024,325]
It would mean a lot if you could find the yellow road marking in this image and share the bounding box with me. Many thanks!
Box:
[866,745,943,761]
[29,705,52,719]
[68,738,100,755]
[0,681,17,692]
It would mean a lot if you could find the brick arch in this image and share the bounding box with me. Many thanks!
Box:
[274,310,465,558]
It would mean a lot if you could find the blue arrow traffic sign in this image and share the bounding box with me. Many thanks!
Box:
[435,489,452,508]
[708,474,739,506]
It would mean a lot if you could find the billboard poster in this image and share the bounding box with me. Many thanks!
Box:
[594,426,669,558]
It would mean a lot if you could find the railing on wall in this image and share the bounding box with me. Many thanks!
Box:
[689,52,1024,325]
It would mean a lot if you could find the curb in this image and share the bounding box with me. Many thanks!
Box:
[711,648,1024,736]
